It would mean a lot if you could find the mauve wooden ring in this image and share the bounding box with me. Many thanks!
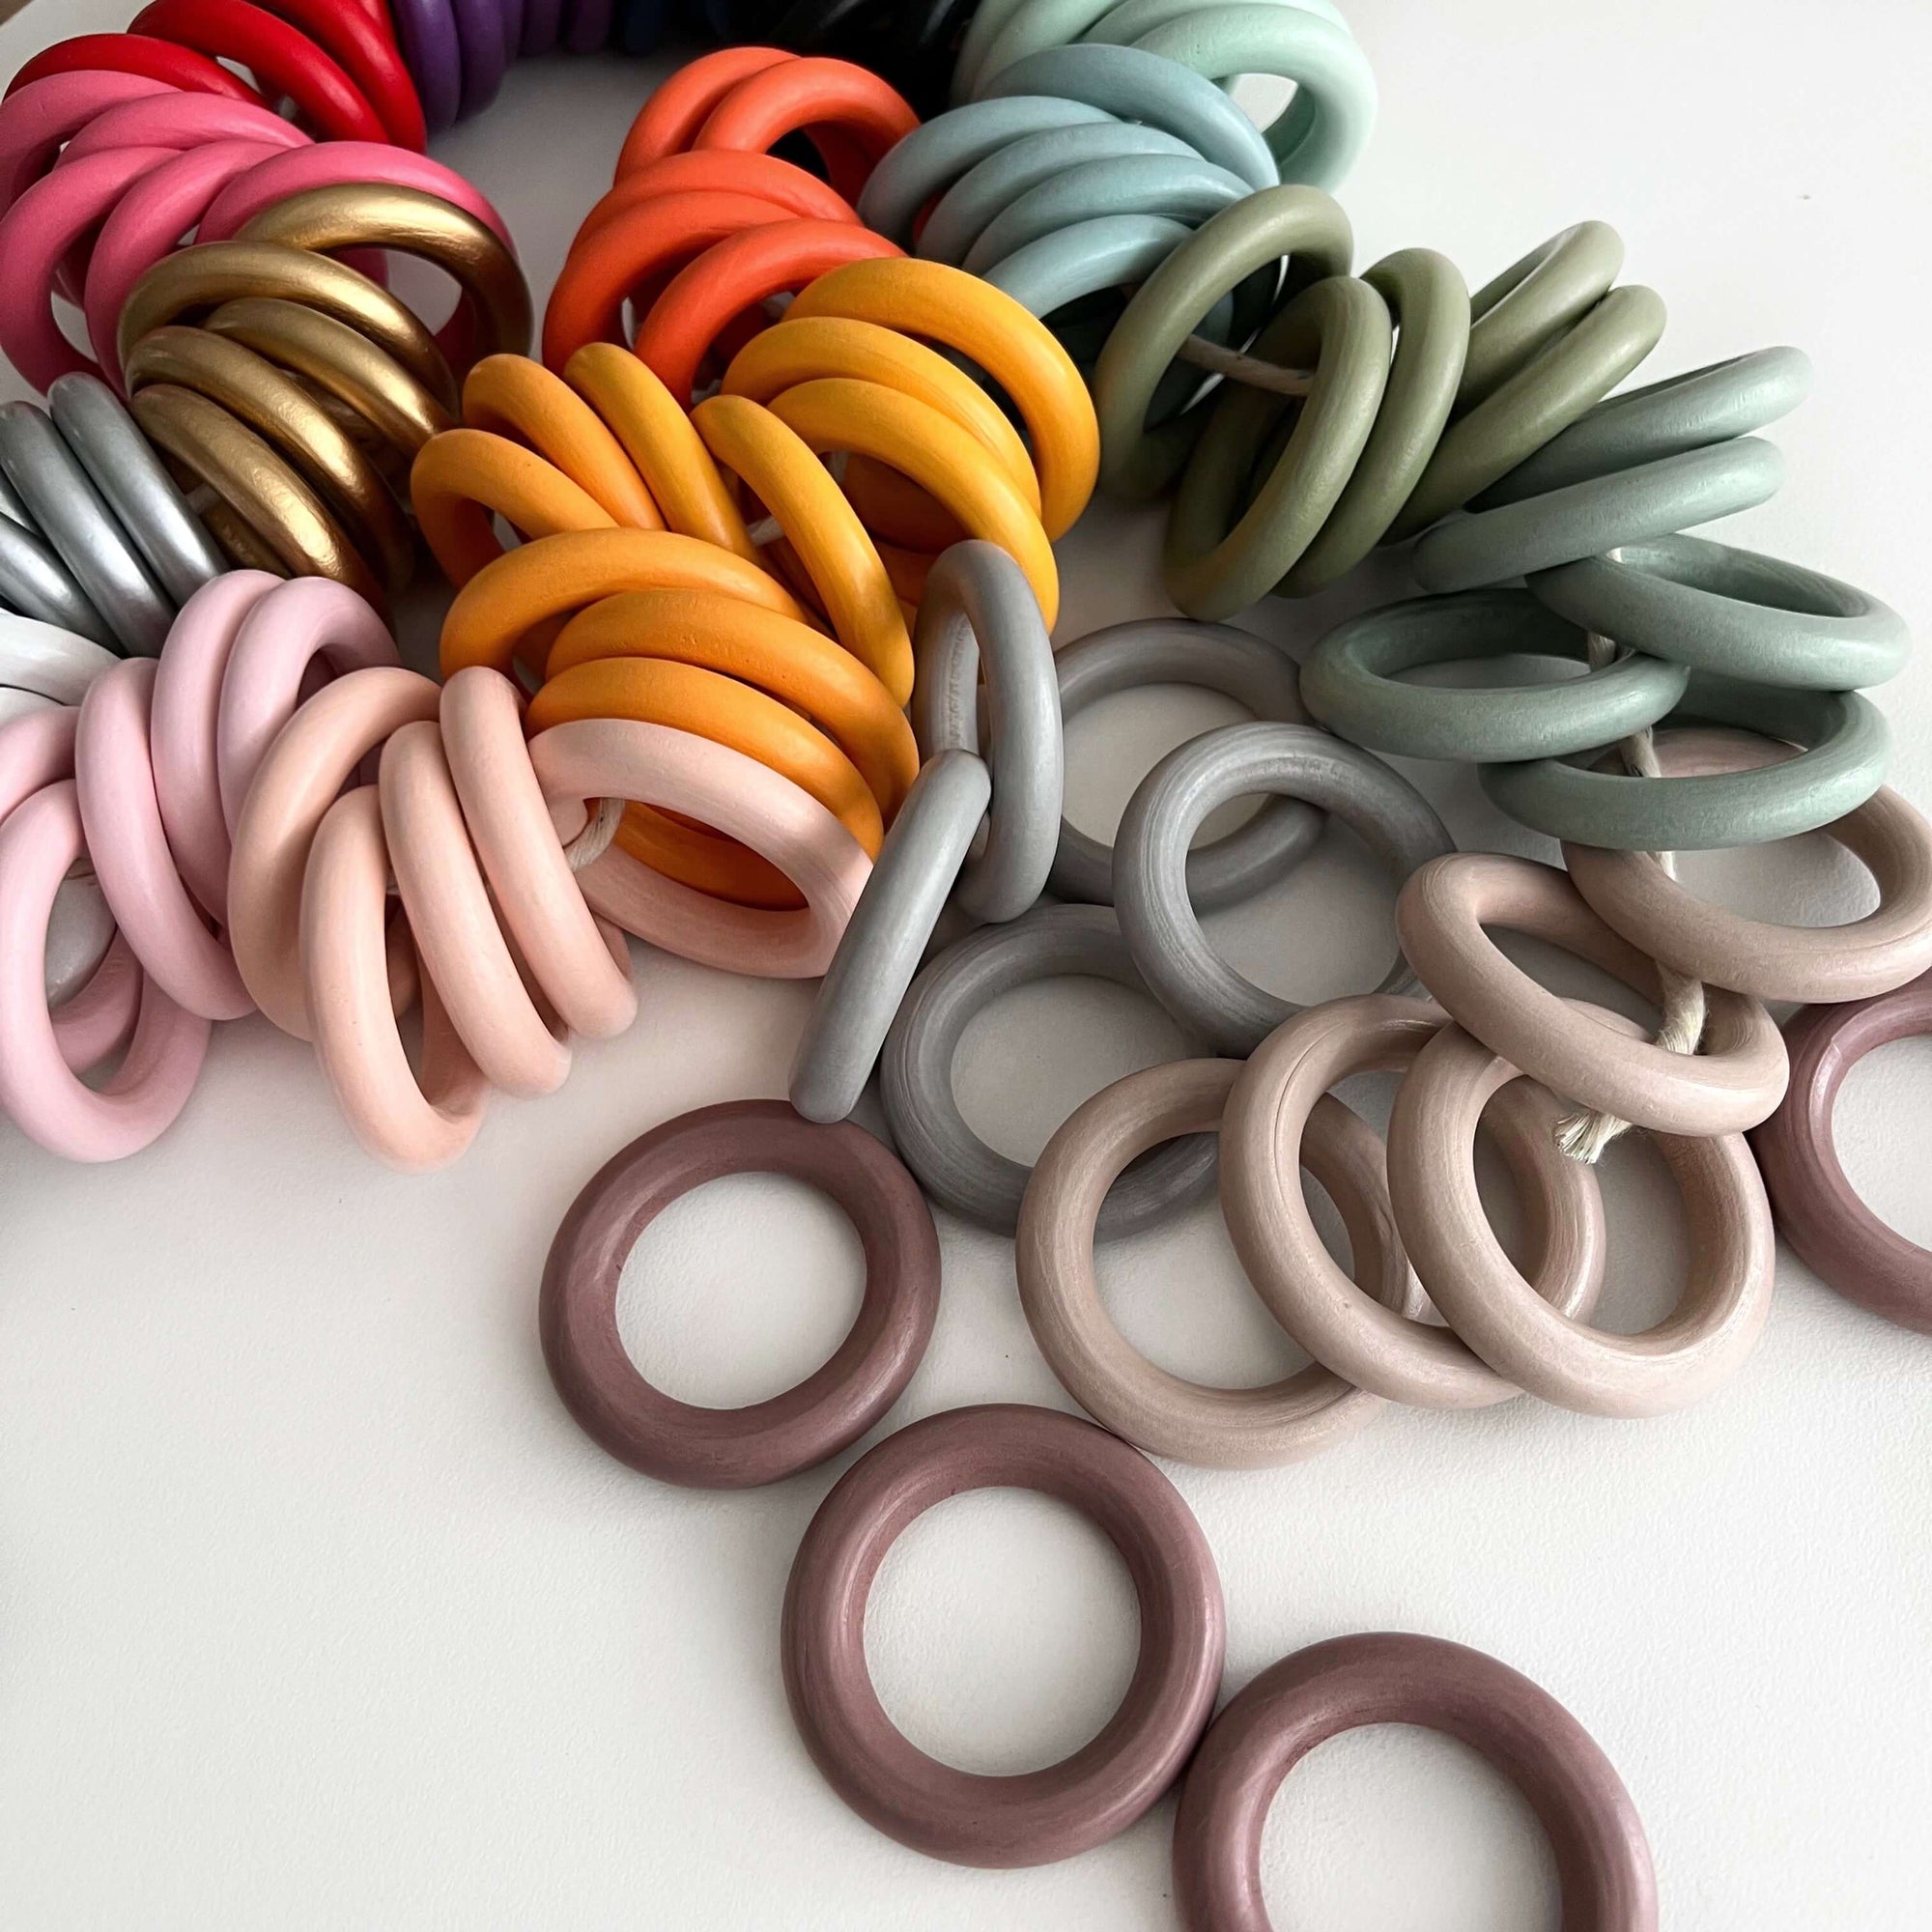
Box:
[781,1402,1226,1867]
[540,1099,940,1487]
[1173,1632,1659,1932]
[1751,971,1932,1334]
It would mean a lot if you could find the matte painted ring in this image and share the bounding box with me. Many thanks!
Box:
[781,1402,1225,1867]
[540,1098,940,1486]
[1172,1633,1658,1932]
[1116,720,1454,1054]
[0,611,119,702]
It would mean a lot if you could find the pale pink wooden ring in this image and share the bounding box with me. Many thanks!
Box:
[1563,728,1932,1005]
[528,718,872,980]
[1388,1005,1776,1415]
[1219,994,1608,1410]
[1397,852,1788,1135]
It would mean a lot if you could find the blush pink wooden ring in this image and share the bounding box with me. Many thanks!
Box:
[542,1098,940,1486]
[528,716,872,980]
[1017,1056,1427,1468]
[1751,971,1932,1334]
[1219,993,1608,1410]
[781,1403,1225,1868]
[1388,1006,1776,1414]
[1173,1633,1658,1932]
[1562,729,1932,1005]
[1397,852,1788,1135]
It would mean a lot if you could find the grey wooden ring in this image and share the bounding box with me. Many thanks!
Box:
[1050,615,1319,909]
[880,900,1220,1238]
[1115,720,1455,1054]
[911,541,1064,924]
[791,749,992,1125]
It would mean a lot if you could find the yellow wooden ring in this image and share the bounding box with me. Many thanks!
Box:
[548,586,918,818]
[783,257,1097,539]
[692,392,913,706]
[411,427,618,586]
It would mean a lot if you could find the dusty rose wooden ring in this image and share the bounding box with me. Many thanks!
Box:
[1751,971,1932,1334]
[781,1402,1226,1868]
[540,1098,940,1487]
[1173,1632,1659,1932]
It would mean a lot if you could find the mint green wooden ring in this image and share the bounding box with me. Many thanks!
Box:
[1528,535,1911,692]
[1094,185,1354,501]
[1301,589,1689,763]
[1480,673,1889,850]
[1166,248,1468,615]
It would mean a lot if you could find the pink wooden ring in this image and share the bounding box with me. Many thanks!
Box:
[1389,1006,1776,1414]
[528,716,872,980]
[0,72,177,214]
[1563,729,1932,1005]
[782,1403,1225,1867]
[1219,993,1608,1409]
[1397,852,1788,1135]
[1173,1633,1658,1932]
[53,91,304,166]
[1751,971,1932,1334]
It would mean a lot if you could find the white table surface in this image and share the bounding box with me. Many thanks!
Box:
[1,1,1928,1926]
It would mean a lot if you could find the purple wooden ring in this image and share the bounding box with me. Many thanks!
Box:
[781,1403,1227,1867]
[521,0,565,53]
[451,0,511,115]
[540,1099,941,1488]
[497,0,528,62]
[389,0,464,133]
[1750,970,1932,1334]
[564,0,617,52]
[1174,1633,1658,1931]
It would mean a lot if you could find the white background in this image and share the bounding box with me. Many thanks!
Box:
[2,1,1929,1925]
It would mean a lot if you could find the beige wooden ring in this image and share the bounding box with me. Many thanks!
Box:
[1016,1057,1423,1470]
[1396,852,1788,1134]
[1218,994,1608,1410]
[1387,1005,1776,1415]
[1562,727,1932,1004]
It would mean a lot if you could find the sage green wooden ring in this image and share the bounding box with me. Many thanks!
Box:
[1094,185,1354,502]
[1480,672,1890,849]
[1411,435,1786,594]
[1455,221,1626,412]
[1301,588,1688,763]
[1528,534,1911,692]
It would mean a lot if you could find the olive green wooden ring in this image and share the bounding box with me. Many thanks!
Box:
[1528,533,1911,692]
[1481,671,1889,850]
[1094,185,1354,502]
[1301,589,1688,763]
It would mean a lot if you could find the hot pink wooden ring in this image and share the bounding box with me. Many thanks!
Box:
[1173,1633,1658,1932]
[0,73,177,215]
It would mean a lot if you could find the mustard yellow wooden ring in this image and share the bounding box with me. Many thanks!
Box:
[765,375,1062,628]
[694,391,915,706]
[548,587,920,821]
[238,183,533,369]
[439,528,807,680]
[118,242,458,414]
[783,257,1098,539]
[411,427,619,586]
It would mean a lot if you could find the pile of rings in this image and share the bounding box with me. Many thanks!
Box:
[0,0,1926,1920]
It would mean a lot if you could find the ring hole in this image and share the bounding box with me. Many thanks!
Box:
[1673,828,1878,928]
[1064,684,1262,849]
[614,1174,865,1406]
[1583,1131,1693,1334]
[1490,930,1659,1035]
[1833,1035,1932,1244]
[1395,651,1589,693]
[1261,1724,1560,1931]
[865,1489,1140,1775]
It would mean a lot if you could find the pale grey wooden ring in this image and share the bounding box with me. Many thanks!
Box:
[1219,994,1608,1410]
[0,498,112,647]
[0,610,120,703]
[1387,1004,1776,1416]
[911,541,1064,924]
[1115,720,1455,1054]
[880,900,1220,1238]
[792,749,992,1126]
[1050,615,1319,909]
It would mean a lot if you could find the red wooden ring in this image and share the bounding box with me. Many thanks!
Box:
[246,0,427,151]
[6,34,265,105]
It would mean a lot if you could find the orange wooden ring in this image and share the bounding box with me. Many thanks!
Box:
[575,152,855,252]
[616,46,797,174]
[690,57,919,202]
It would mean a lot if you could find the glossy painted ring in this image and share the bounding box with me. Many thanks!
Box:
[1563,730,1932,1003]
[781,1402,1225,1867]
[910,540,1061,923]
[0,611,119,702]
[1051,615,1317,909]
[1173,1633,1658,1932]
[1528,532,1911,692]
[541,1098,939,1485]
[1388,1005,1775,1414]
[1751,972,1932,1334]
[1481,671,1889,850]
[1396,852,1788,1135]
[881,901,1220,1237]
[1116,720,1454,1055]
